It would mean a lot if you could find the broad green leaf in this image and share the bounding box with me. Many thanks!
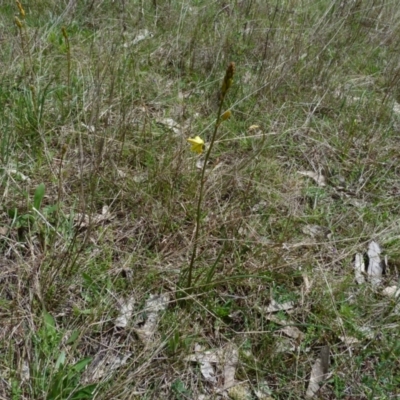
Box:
[33,182,45,210]
[7,207,18,219]
[43,310,55,328]
[55,351,66,369]
[73,357,92,372]
[82,272,94,286]
[66,330,80,345]
[71,384,97,399]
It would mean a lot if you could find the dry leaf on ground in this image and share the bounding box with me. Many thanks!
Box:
[305,346,330,398]
[348,198,367,208]
[84,352,132,382]
[132,172,148,183]
[275,337,296,353]
[393,101,400,115]
[185,345,219,383]
[382,285,400,298]
[303,274,313,293]
[186,343,241,392]
[354,253,366,284]
[124,29,153,47]
[367,241,383,287]
[251,200,267,213]
[134,294,169,344]
[190,344,217,383]
[358,326,374,339]
[223,343,239,390]
[156,117,182,136]
[196,158,206,169]
[21,361,30,382]
[279,325,304,341]
[265,299,294,313]
[382,285,400,315]
[298,170,326,186]
[266,314,304,340]
[115,296,135,328]
[81,123,95,133]
[200,361,216,383]
[186,344,220,362]
[74,205,113,228]
[339,335,360,346]
[195,157,222,172]
[302,224,327,238]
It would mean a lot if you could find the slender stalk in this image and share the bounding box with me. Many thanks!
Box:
[15,2,33,82]
[186,62,235,288]
[15,17,27,81]
[62,27,71,104]
[57,145,68,219]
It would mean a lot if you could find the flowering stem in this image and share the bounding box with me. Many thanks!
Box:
[62,27,71,106]
[186,62,235,289]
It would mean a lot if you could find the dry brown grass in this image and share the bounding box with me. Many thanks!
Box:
[1,1,400,399]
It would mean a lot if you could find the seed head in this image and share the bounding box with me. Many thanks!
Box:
[16,1,25,19]
[221,110,232,121]
[14,16,23,29]
[220,62,235,98]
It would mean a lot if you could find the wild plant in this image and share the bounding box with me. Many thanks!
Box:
[185,62,235,289]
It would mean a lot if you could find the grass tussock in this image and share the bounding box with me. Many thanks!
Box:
[1,1,400,399]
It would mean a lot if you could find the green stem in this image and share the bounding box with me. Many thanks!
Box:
[186,93,227,289]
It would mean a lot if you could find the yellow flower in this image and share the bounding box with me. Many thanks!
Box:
[187,136,204,154]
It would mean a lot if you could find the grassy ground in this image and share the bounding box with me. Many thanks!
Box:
[1,0,400,399]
